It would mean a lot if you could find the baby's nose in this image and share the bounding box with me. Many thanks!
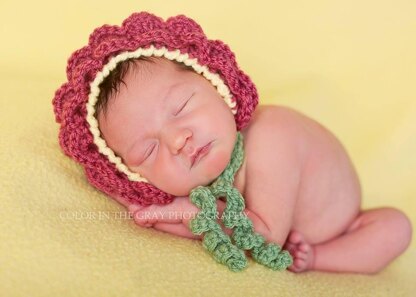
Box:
[166,127,193,155]
[184,144,196,156]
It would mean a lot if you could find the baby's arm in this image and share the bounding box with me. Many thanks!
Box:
[128,197,201,239]
[241,107,302,247]
[128,196,272,241]
[128,196,220,239]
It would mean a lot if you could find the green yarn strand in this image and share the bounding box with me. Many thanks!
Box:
[251,244,293,271]
[189,186,248,271]
[189,132,293,271]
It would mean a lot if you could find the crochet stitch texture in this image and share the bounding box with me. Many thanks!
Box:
[50,11,292,272]
[52,11,258,207]
[190,132,293,271]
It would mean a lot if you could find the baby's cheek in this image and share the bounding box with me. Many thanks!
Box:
[203,148,230,180]
[157,175,190,196]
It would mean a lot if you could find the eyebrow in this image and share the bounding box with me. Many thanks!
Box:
[124,82,184,164]
[162,82,182,104]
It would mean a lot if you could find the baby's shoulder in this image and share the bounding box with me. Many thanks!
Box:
[235,105,307,194]
[241,104,307,153]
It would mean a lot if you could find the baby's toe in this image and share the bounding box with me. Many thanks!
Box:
[299,243,311,253]
[294,250,307,260]
[295,258,307,270]
[288,230,304,245]
[283,242,296,251]
[289,258,307,272]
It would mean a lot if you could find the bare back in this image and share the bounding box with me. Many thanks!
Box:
[236,105,362,245]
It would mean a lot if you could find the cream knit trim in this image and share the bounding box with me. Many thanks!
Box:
[86,45,237,182]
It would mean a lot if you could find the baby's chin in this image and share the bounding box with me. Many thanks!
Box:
[156,173,222,197]
[200,149,231,182]
[134,139,235,197]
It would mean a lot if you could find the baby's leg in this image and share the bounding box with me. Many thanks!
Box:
[307,207,412,274]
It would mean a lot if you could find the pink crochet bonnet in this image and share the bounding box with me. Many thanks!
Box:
[52,11,258,207]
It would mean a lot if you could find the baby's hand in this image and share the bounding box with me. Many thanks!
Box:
[128,196,220,239]
[128,196,197,227]
[128,197,234,240]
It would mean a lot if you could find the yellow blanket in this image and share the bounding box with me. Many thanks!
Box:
[1,1,414,295]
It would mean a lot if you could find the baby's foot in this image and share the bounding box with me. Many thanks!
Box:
[283,230,315,273]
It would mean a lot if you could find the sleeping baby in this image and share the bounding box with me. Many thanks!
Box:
[52,11,412,274]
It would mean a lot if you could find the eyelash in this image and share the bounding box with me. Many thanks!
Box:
[174,98,189,116]
[143,96,192,161]
[144,144,155,160]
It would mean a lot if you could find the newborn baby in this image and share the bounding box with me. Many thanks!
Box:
[53,12,412,274]
[96,56,412,274]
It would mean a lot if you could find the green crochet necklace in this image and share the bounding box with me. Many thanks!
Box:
[188,132,293,272]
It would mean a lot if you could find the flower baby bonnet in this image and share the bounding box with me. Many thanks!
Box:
[52,11,259,207]
[52,11,293,272]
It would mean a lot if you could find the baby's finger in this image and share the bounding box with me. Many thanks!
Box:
[128,204,147,215]
[132,210,157,228]
[145,200,200,224]
[136,205,183,224]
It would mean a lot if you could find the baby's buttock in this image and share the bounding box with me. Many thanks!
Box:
[290,113,362,245]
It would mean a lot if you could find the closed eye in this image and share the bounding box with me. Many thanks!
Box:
[143,143,156,161]
[175,93,194,116]
[175,100,188,116]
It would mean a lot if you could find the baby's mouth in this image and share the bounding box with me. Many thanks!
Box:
[191,142,213,167]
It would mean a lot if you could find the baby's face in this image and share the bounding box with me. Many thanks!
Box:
[98,58,237,196]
